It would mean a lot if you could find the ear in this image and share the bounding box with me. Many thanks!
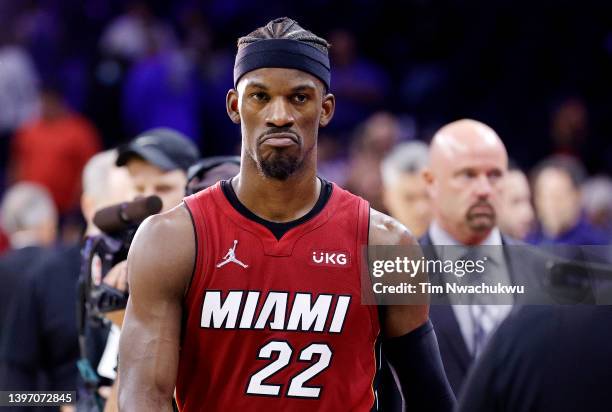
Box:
[381,187,392,211]
[226,89,241,124]
[319,93,335,128]
[422,168,436,198]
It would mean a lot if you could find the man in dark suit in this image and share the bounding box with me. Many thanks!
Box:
[419,119,551,396]
[0,183,58,359]
[0,183,59,411]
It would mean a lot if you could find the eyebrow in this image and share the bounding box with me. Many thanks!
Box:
[245,82,269,91]
[244,82,318,93]
[291,84,317,93]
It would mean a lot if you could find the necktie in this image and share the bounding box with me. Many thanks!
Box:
[469,303,501,356]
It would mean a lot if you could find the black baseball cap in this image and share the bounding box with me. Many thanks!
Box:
[116,128,201,172]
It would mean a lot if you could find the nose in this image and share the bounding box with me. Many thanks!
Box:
[139,187,155,198]
[265,97,294,128]
[474,174,493,198]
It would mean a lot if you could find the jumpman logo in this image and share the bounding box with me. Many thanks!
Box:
[216,240,248,269]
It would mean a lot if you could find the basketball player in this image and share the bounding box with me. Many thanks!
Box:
[119,18,454,411]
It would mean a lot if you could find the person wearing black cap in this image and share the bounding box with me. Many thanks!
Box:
[116,127,200,213]
[119,18,454,412]
[185,156,241,196]
[101,127,200,316]
[83,128,199,411]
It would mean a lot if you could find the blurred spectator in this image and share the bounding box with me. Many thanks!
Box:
[81,151,134,236]
[185,156,240,196]
[0,244,81,401]
[0,150,134,410]
[497,166,535,241]
[325,29,390,137]
[121,48,202,142]
[13,2,63,69]
[547,97,611,175]
[9,87,101,216]
[99,2,176,63]
[117,3,202,142]
[345,112,401,211]
[381,141,431,237]
[116,127,200,212]
[549,97,588,159]
[581,176,612,236]
[0,40,40,134]
[91,129,200,411]
[77,150,134,410]
[0,183,58,391]
[0,183,57,251]
[317,132,351,185]
[0,29,40,196]
[529,155,609,245]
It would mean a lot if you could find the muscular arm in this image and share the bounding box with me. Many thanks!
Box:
[369,208,429,336]
[369,208,455,411]
[118,204,195,411]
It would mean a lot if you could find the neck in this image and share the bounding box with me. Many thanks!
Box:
[233,155,320,223]
[435,219,492,246]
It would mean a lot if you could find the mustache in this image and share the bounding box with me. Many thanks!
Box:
[467,200,495,215]
[258,127,300,143]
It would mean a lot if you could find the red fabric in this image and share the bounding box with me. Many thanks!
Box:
[0,227,9,255]
[11,114,101,214]
[178,182,378,411]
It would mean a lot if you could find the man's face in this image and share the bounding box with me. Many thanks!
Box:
[383,173,431,238]
[126,158,187,212]
[228,68,334,180]
[533,168,580,237]
[106,167,135,207]
[498,170,535,240]
[428,144,507,242]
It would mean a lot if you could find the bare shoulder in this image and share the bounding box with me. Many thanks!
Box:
[128,203,195,298]
[369,209,429,336]
[368,208,418,247]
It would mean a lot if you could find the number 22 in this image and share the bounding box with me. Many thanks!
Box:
[246,341,332,399]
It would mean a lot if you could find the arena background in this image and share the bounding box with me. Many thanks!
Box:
[1,0,612,167]
[1,1,612,410]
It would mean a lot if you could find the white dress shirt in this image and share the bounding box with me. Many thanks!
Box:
[428,221,513,356]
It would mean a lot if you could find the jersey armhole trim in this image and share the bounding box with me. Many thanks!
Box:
[182,200,203,300]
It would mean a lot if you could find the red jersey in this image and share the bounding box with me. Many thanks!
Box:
[177,181,379,411]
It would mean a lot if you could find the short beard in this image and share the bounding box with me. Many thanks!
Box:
[465,201,496,232]
[466,216,495,232]
[260,152,302,180]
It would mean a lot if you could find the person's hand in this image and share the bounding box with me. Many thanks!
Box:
[103,261,128,292]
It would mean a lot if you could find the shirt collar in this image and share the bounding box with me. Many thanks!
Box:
[429,220,503,246]
[428,220,504,263]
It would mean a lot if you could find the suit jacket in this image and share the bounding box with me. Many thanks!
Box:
[420,232,554,396]
[0,244,81,394]
[0,246,48,339]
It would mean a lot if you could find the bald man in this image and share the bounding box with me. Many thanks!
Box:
[420,119,547,395]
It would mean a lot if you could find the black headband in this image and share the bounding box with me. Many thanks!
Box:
[234,39,331,91]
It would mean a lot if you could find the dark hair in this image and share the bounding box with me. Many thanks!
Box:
[237,17,330,55]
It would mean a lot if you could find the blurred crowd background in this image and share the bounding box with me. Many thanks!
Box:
[0,1,612,409]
